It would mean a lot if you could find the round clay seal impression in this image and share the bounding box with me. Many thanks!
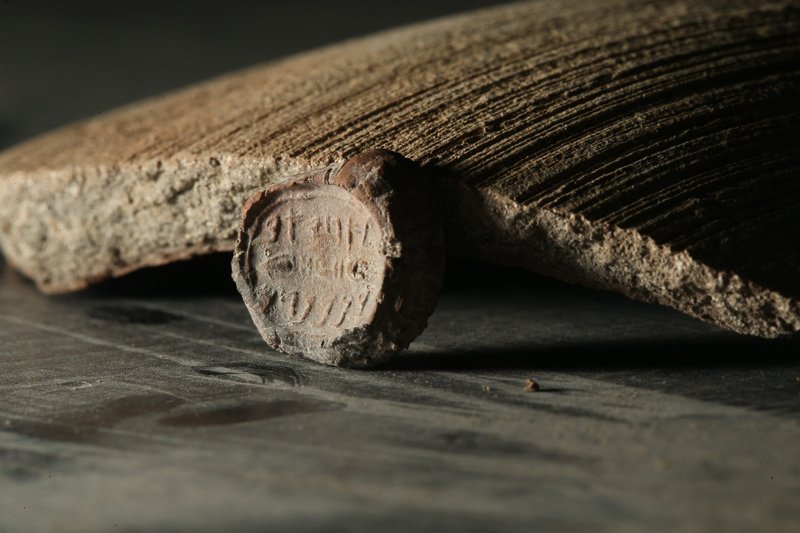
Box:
[232,150,445,367]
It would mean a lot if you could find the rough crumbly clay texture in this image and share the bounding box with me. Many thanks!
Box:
[0,0,798,338]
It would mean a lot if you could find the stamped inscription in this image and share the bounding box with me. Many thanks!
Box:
[233,149,445,367]
[245,185,385,336]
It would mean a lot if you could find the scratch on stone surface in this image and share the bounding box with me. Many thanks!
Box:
[0,314,200,367]
[156,330,276,360]
[125,382,195,403]
[134,302,258,333]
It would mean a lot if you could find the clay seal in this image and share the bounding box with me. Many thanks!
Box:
[232,150,445,367]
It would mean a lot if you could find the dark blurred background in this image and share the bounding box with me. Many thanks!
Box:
[0,0,509,150]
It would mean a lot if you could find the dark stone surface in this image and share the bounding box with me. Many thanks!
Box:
[0,257,799,531]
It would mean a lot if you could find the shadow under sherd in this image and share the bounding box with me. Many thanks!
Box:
[2,247,798,414]
[383,258,800,415]
[391,334,800,416]
[74,252,240,299]
[392,334,800,372]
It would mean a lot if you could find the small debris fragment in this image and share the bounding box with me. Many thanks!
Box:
[481,384,492,393]
[523,378,540,392]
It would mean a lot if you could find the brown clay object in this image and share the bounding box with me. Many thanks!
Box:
[232,150,445,367]
[0,0,799,341]
[523,379,541,393]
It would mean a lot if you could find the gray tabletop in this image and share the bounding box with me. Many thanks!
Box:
[1,2,798,531]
